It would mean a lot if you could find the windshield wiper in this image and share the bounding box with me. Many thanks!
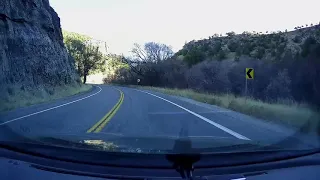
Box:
[165,138,200,179]
[166,154,200,179]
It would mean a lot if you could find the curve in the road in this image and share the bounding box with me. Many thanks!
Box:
[0,86,102,126]
[87,88,124,133]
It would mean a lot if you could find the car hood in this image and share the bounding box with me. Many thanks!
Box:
[23,132,281,153]
[0,126,315,153]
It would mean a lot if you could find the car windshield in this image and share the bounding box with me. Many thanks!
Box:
[0,0,320,156]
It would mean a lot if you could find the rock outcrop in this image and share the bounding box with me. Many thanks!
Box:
[0,0,78,92]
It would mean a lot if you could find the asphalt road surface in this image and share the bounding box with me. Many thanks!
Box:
[0,85,308,147]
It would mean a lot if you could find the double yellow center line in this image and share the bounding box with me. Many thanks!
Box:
[87,89,124,133]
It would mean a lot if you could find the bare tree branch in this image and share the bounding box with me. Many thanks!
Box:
[132,42,173,63]
[131,43,148,61]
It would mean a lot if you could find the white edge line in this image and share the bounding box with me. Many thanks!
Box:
[0,86,102,126]
[148,111,231,115]
[135,89,250,141]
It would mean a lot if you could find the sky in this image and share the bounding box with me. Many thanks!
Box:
[50,0,319,55]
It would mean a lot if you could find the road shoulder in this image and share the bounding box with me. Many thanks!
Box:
[0,85,100,124]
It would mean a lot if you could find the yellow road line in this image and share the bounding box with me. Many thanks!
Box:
[87,89,124,133]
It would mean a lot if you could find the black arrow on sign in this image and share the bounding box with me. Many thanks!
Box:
[247,69,253,79]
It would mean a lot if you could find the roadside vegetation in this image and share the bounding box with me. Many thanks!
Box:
[63,30,108,84]
[103,24,320,109]
[134,86,319,132]
[99,24,320,132]
[0,83,92,112]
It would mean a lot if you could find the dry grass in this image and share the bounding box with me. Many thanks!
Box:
[0,83,92,112]
[135,86,320,131]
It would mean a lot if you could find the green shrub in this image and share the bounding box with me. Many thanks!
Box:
[226,31,236,37]
[293,35,302,43]
[217,50,226,60]
[45,87,55,95]
[184,48,205,66]
[227,40,238,52]
[7,87,14,95]
[301,37,317,57]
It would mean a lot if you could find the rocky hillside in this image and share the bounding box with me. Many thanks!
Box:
[0,0,78,93]
[176,24,320,66]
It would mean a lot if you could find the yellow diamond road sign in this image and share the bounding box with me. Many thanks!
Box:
[246,68,254,79]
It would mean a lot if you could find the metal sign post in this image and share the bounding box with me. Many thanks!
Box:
[245,68,254,101]
[245,77,248,98]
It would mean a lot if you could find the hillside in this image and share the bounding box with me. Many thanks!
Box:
[105,24,320,108]
[176,25,320,66]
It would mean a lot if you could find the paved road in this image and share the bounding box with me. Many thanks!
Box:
[0,85,311,148]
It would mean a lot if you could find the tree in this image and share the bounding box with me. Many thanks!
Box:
[211,41,222,55]
[227,40,239,52]
[293,35,302,43]
[103,54,130,84]
[265,69,292,100]
[131,42,173,63]
[252,47,265,59]
[184,48,205,66]
[301,37,317,57]
[115,42,175,86]
[186,60,230,93]
[63,31,88,77]
[63,31,106,83]
[82,43,104,83]
[226,31,236,37]
[217,49,226,60]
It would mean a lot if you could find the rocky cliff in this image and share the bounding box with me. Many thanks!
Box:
[0,0,78,92]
